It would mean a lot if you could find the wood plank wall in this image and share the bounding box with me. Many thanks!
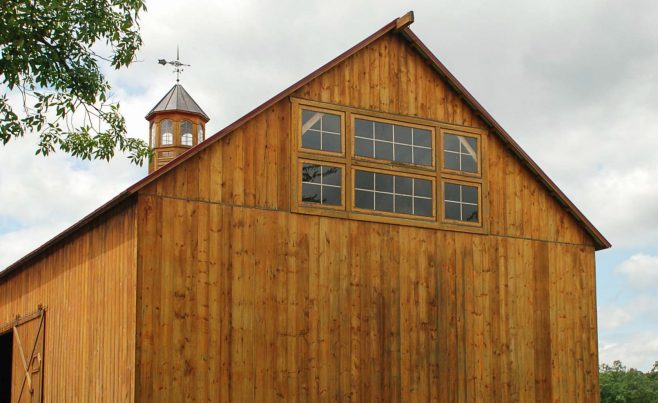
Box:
[134,31,600,401]
[142,32,592,247]
[0,29,600,402]
[0,200,137,403]
[135,195,599,402]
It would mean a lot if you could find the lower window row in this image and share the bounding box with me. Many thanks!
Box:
[300,163,479,223]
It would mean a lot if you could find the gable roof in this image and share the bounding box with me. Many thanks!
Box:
[145,83,209,121]
[1,11,610,279]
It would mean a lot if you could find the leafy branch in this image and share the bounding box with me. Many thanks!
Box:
[0,0,151,165]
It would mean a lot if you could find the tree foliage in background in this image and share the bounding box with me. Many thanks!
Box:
[600,361,658,403]
[0,0,150,165]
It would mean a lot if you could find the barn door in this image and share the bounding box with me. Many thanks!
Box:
[0,307,45,403]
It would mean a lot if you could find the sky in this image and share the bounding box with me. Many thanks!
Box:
[1,0,657,371]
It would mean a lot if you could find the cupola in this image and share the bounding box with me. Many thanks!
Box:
[146,83,209,173]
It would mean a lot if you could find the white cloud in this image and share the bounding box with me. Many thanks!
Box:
[0,134,144,269]
[0,225,70,269]
[616,254,658,290]
[600,331,658,371]
[598,306,633,331]
[598,292,658,371]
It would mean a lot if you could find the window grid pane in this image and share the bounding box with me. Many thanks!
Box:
[301,163,342,206]
[444,182,479,222]
[161,120,173,145]
[354,170,432,217]
[302,110,342,153]
[444,133,478,173]
[197,125,204,143]
[354,119,433,166]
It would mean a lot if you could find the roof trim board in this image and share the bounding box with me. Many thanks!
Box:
[1,12,609,279]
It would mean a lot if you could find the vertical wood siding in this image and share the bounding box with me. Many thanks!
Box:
[135,195,599,402]
[142,32,592,247]
[0,200,137,402]
[1,29,600,402]
[134,31,599,402]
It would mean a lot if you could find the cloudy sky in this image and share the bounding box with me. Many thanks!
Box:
[1,0,657,370]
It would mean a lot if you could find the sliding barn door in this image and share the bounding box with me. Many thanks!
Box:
[0,308,45,403]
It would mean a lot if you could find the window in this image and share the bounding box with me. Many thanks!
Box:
[300,162,342,206]
[292,99,485,230]
[440,128,482,226]
[160,119,173,145]
[150,123,157,147]
[197,124,204,144]
[301,108,342,153]
[181,133,193,146]
[354,117,433,166]
[354,170,433,217]
[181,121,193,146]
[444,182,479,223]
[443,132,478,173]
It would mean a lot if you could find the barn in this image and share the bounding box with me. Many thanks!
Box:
[0,12,610,402]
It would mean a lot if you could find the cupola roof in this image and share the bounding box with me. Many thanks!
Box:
[145,83,209,121]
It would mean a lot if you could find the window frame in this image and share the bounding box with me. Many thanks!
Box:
[160,119,174,145]
[297,159,346,210]
[150,123,157,147]
[197,123,204,144]
[298,105,346,157]
[440,179,483,227]
[440,128,482,178]
[351,114,436,170]
[180,120,194,146]
[291,97,487,232]
[351,166,436,221]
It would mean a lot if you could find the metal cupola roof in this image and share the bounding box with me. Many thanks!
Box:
[145,83,209,121]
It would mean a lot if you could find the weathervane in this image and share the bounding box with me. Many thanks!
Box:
[158,46,190,83]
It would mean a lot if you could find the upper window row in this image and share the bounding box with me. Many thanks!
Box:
[300,108,479,174]
[295,103,484,226]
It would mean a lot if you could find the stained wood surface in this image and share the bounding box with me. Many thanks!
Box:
[143,32,592,247]
[0,29,600,402]
[10,313,44,403]
[135,195,599,402]
[148,111,207,173]
[0,200,137,403]
[132,31,599,402]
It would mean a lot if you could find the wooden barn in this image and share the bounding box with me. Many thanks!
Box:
[0,12,610,402]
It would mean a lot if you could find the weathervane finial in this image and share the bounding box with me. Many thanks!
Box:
[158,46,190,83]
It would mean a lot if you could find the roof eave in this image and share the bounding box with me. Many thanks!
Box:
[145,108,210,122]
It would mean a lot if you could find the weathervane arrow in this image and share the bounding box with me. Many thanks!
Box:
[158,46,190,82]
